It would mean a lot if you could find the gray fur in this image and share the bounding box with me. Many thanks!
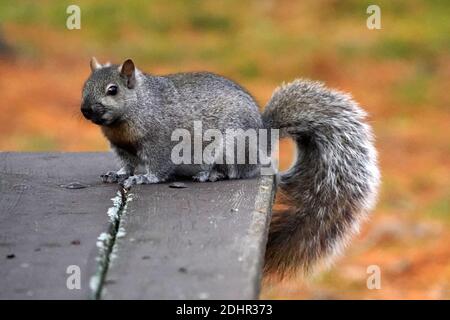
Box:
[81,59,380,276]
[82,62,262,186]
[263,80,380,276]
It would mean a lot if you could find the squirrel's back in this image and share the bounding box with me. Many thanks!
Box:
[161,72,263,130]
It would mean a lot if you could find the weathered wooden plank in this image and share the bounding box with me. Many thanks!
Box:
[102,175,275,299]
[0,152,275,299]
[0,152,119,299]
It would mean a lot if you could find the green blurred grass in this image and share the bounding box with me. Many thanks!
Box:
[1,0,448,80]
[0,0,447,181]
[0,0,448,183]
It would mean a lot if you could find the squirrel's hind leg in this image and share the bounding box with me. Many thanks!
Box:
[121,173,160,189]
[121,165,171,189]
[192,169,226,182]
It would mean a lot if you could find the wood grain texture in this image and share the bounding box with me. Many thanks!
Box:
[0,152,275,299]
[0,152,119,299]
[102,175,275,299]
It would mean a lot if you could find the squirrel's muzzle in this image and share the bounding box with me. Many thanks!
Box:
[80,103,93,119]
[81,102,108,125]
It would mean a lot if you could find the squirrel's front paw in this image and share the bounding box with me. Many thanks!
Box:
[101,171,119,183]
[101,171,129,184]
[121,174,160,189]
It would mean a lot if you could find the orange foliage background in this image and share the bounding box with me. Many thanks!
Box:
[0,0,448,299]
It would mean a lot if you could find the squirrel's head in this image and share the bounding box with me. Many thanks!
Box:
[81,57,137,126]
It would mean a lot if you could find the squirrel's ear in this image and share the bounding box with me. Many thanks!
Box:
[120,59,136,89]
[90,57,101,72]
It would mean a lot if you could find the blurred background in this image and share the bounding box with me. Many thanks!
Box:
[0,0,448,299]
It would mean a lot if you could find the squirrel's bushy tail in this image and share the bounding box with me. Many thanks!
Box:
[262,80,380,277]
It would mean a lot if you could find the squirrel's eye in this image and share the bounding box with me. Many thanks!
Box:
[106,85,118,96]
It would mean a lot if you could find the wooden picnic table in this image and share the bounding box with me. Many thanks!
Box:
[0,152,275,299]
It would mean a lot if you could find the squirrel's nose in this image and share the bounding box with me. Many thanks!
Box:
[81,104,93,119]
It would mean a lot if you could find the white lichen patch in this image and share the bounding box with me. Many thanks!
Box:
[117,227,126,238]
[90,232,112,294]
[96,232,112,249]
[109,193,132,262]
[107,191,123,223]
[115,192,132,240]
[89,191,133,299]
[89,272,101,293]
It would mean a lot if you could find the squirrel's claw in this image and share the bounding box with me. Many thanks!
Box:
[101,171,118,183]
[101,171,129,184]
[121,174,160,189]
[121,176,137,189]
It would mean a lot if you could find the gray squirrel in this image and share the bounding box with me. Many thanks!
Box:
[81,57,380,277]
